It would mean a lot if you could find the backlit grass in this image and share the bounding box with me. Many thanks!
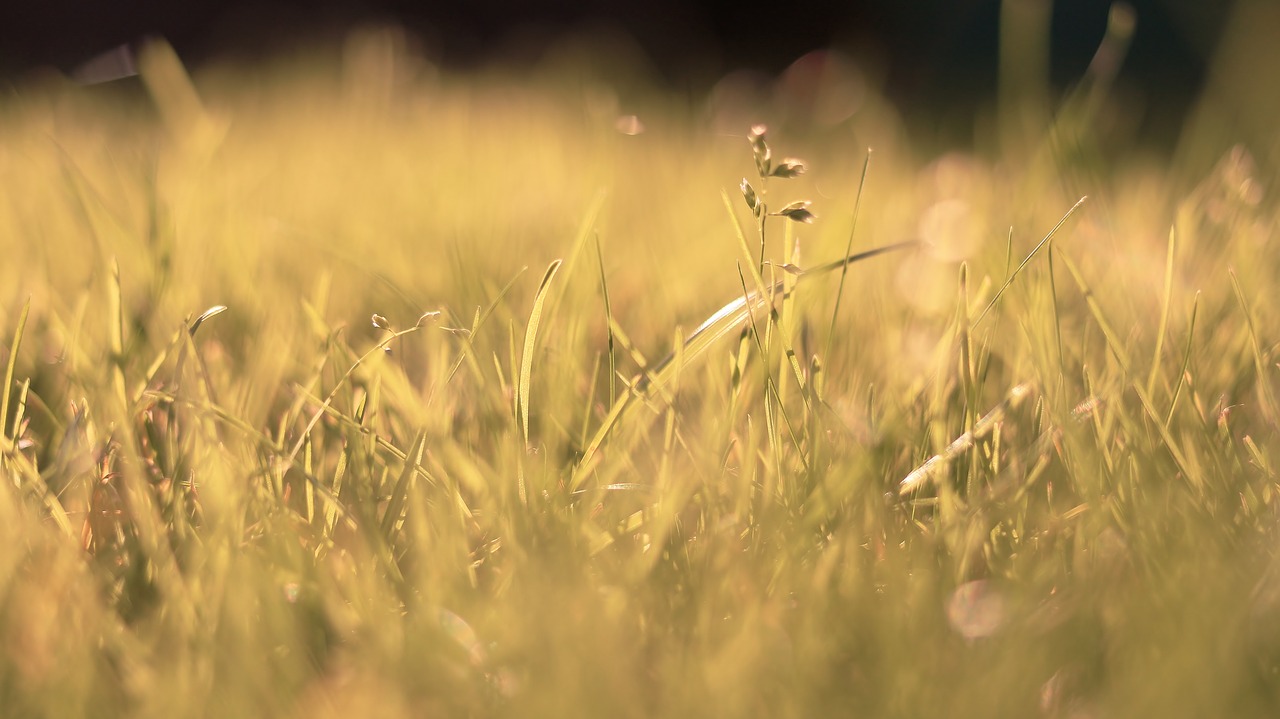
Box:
[1,24,1278,718]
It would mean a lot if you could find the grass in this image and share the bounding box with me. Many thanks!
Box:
[1,26,1278,718]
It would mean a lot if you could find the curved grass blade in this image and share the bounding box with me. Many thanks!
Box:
[636,240,916,394]
[572,240,913,490]
[188,304,228,337]
[519,259,563,447]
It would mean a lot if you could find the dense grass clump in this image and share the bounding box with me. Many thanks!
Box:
[1,29,1278,717]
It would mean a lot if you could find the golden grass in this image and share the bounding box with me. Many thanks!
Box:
[0,26,1278,717]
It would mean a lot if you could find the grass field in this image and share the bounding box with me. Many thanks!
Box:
[1,21,1279,718]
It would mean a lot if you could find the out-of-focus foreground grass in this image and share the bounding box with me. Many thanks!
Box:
[1,11,1279,717]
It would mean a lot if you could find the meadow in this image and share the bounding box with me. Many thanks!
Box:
[1,19,1278,717]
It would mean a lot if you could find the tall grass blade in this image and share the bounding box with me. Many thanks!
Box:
[282,324,425,475]
[595,234,617,407]
[825,148,872,364]
[777,231,808,399]
[1165,292,1199,429]
[899,382,1035,495]
[1,298,30,443]
[442,266,526,389]
[721,189,769,297]
[573,242,910,490]
[637,241,915,395]
[1060,251,1202,490]
[737,267,810,478]
[517,259,563,503]
[558,190,608,288]
[974,197,1087,326]
[382,429,428,540]
[1229,269,1278,424]
[1146,228,1176,397]
[1047,244,1065,371]
[108,260,129,412]
[519,259,563,447]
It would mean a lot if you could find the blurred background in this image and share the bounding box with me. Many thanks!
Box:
[0,0,1237,153]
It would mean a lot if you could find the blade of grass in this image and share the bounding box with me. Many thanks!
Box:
[574,241,910,490]
[1059,251,1201,491]
[1,297,30,443]
[595,234,617,408]
[10,379,28,449]
[557,189,608,290]
[824,148,872,365]
[1081,364,1115,476]
[281,323,426,477]
[777,228,808,399]
[108,260,129,412]
[740,265,784,496]
[1164,292,1199,429]
[1047,244,1065,372]
[1146,227,1176,397]
[974,196,1087,326]
[654,326,683,495]
[441,265,527,391]
[382,429,428,540]
[637,241,915,395]
[517,259,563,504]
[1229,269,1278,424]
[737,265,810,480]
[721,188,769,298]
[900,382,1035,494]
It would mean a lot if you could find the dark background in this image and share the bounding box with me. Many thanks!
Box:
[0,0,1236,148]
